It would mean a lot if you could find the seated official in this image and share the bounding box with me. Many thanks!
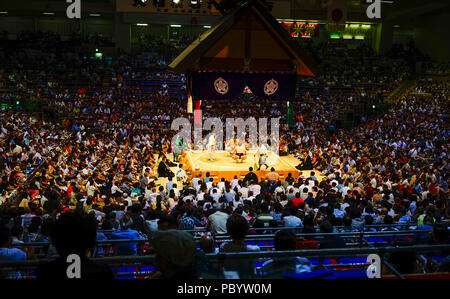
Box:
[243,167,258,185]
[157,156,174,178]
[175,164,188,184]
[296,152,313,170]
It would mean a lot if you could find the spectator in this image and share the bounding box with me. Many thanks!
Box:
[35,212,113,279]
[207,208,229,235]
[0,225,28,279]
[261,230,312,277]
[220,214,260,278]
[319,221,346,249]
[150,230,197,279]
[282,207,303,229]
[109,214,145,256]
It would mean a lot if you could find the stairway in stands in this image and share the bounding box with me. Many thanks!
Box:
[334,76,419,130]
[385,76,418,105]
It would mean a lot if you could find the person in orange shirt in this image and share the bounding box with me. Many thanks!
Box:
[265,168,280,183]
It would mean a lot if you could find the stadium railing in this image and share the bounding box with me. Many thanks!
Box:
[182,222,418,234]
[1,244,449,279]
[12,228,439,258]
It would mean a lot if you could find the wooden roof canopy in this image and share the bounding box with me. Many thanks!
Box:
[169,0,318,77]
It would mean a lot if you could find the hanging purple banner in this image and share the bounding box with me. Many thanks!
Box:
[191,72,296,100]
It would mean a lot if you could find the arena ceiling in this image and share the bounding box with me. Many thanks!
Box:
[169,0,318,75]
[0,0,448,25]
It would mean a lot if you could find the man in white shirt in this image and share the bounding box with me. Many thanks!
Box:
[166,177,175,194]
[309,171,318,182]
[207,209,229,235]
[247,192,256,204]
[230,175,239,190]
[299,182,311,194]
[217,178,226,193]
[111,181,124,197]
[211,189,222,203]
[330,178,339,187]
[340,182,351,198]
[144,186,153,200]
[192,174,202,189]
[274,183,285,195]
[283,208,303,228]
[337,203,349,215]
[370,176,377,189]
[172,184,180,197]
[196,191,205,202]
[238,186,249,199]
[207,133,216,161]
[12,144,22,155]
[206,178,214,191]
[176,164,187,184]
[182,193,194,203]
[250,183,261,197]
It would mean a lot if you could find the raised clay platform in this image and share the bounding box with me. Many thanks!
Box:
[183,150,308,182]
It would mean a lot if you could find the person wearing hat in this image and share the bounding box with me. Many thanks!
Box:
[7,166,21,188]
[150,229,197,279]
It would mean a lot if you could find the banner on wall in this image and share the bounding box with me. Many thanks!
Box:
[191,72,297,101]
[279,22,320,38]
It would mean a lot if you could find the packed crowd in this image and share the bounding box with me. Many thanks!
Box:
[0,31,449,279]
[299,40,411,93]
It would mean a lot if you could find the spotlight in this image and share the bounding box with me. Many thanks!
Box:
[190,0,201,9]
[133,0,148,7]
[171,0,182,8]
